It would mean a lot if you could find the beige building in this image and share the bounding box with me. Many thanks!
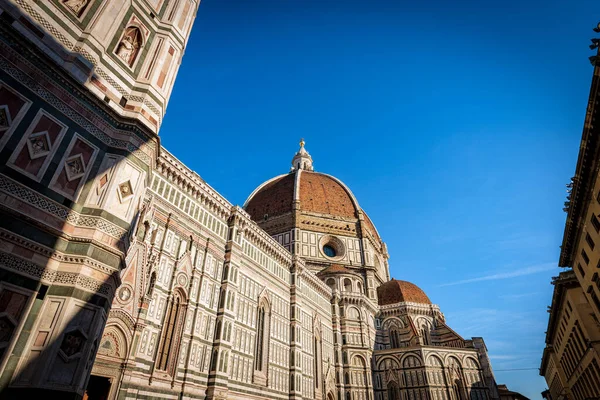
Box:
[540,27,600,400]
[0,1,517,399]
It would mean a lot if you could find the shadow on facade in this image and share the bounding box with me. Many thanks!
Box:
[0,3,154,398]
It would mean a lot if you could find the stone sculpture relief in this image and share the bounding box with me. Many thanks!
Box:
[116,27,142,67]
[63,0,89,17]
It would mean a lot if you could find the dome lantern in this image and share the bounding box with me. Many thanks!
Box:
[291,138,314,172]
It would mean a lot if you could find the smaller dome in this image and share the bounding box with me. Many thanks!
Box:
[317,264,353,276]
[377,279,431,305]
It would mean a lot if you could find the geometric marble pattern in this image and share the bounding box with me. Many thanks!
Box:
[26,130,51,160]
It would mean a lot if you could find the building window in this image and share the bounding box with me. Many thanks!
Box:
[389,328,400,348]
[587,233,596,250]
[157,290,185,373]
[578,263,586,278]
[314,334,322,389]
[323,245,336,257]
[343,278,352,292]
[589,286,600,313]
[582,249,590,265]
[388,382,400,400]
[254,299,270,375]
[591,214,600,233]
[421,326,431,345]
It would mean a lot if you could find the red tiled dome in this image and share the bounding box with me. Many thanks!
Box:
[243,141,384,244]
[298,172,357,218]
[244,171,360,221]
[244,174,295,220]
[377,279,431,305]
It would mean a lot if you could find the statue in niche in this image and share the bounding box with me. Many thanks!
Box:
[116,27,142,66]
[63,0,89,17]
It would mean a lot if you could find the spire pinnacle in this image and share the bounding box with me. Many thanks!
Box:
[291,139,314,172]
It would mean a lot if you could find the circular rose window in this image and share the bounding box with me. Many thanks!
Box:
[319,235,346,260]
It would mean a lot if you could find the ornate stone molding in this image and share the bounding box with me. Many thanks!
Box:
[108,309,136,332]
[0,249,114,296]
[0,174,129,242]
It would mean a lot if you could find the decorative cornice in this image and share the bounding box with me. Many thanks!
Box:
[559,59,600,267]
[157,149,231,219]
[543,269,578,345]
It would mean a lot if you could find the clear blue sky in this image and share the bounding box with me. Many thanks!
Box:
[160,0,600,397]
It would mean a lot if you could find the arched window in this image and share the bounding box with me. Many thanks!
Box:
[453,381,463,400]
[255,306,266,371]
[314,330,322,389]
[326,278,336,290]
[419,319,432,345]
[448,357,464,400]
[146,272,156,296]
[215,320,222,339]
[343,278,352,292]
[389,328,400,348]
[350,355,368,390]
[387,382,400,400]
[357,281,363,294]
[157,290,185,373]
[421,326,430,345]
[254,297,271,385]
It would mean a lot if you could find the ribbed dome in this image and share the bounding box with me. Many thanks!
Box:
[244,174,296,220]
[244,169,362,219]
[243,141,383,243]
[377,279,431,305]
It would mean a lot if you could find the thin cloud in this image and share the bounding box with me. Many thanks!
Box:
[489,355,521,360]
[438,263,555,287]
[500,292,541,300]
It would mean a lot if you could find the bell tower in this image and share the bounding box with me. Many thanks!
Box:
[0,0,199,398]
[3,0,199,132]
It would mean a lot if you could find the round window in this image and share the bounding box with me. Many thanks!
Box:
[323,245,337,257]
[319,235,346,260]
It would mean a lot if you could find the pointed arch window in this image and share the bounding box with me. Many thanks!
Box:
[157,290,185,373]
[314,329,322,389]
[387,382,400,400]
[389,328,400,348]
[421,326,430,345]
[255,306,265,371]
[253,297,271,385]
[146,271,156,297]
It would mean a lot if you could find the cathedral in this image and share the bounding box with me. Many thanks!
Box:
[0,1,512,399]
